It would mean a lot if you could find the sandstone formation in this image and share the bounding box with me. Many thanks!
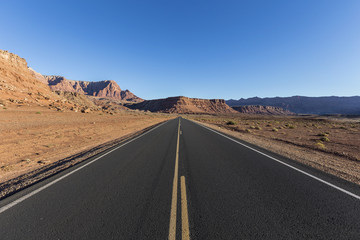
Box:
[44,75,143,102]
[0,50,61,106]
[126,96,237,114]
[231,105,295,115]
[28,67,48,85]
[0,50,102,113]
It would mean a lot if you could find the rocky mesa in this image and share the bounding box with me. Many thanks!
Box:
[126,96,237,114]
[44,75,143,102]
[231,105,295,115]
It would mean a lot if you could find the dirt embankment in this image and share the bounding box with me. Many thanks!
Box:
[0,105,172,184]
[187,114,360,185]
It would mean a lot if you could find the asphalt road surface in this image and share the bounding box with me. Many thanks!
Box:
[0,117,359,239]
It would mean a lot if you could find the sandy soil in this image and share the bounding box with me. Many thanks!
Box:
[187,114,360,185]
[0,105,172,183]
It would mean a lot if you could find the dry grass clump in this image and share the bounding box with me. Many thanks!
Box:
[315,141,326,149]
[285,123,295,129]
[226,120,236,125]
[320,136,330,142]
[317,132,329,137]
[272,128,279,132]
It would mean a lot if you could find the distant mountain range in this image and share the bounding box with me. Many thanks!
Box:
[226,96,360,115]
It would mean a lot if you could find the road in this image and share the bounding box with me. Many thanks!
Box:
[0,117,360,239]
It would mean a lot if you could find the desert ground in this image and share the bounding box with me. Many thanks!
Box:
[0,105,172,183]
[187,114,360,185]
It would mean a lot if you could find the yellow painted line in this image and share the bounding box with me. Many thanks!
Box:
[168,118,181,240]
[181,176,190,240]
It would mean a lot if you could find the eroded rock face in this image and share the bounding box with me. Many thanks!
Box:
[44,75,143,102]
[28,67,48,85]
[0,50,60,105]
[0,50,105,112]
[231,105,295,115]
[126,96,237,114]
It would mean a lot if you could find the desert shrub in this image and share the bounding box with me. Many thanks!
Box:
[226,120,236,125]
[255,126,262,130]
[315,141,326,149]
[317,133,328,137]
[288,124,295,129]
[36,111,41,114]
[250,125,256,129]
[246,129,252,133]
[320,136,330,142]
[266,124,272,127]
[272,128,278,132]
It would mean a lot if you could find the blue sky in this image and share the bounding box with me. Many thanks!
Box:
[1,0,359,100]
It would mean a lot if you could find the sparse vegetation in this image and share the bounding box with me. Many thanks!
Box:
[286,124,295,129]
[36,111,41,114]
[315,141,326,149]
[226,120,236,125]
[320,136,330,142]
[317,133,328,137]
[272,128,278,132]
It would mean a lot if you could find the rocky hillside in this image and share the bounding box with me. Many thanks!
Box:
[53,91,100,112]
[126,96,237,114]
[0,50,103,113]
[0,50,61,106]
[44,75,142,102]
[227,96,360,115]
[231,105,295,115]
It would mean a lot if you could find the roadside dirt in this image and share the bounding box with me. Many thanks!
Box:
[0,105,172,184]
[188,114,360,185]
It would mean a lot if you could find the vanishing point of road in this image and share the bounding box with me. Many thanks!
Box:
[0,117,359,239]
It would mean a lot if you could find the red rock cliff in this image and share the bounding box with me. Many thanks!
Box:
[44,75,143,102]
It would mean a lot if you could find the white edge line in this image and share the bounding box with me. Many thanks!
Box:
[0,120,170,214]
[189,119,360,200]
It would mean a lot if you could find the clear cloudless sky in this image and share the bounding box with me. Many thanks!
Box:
[1,0,359,100]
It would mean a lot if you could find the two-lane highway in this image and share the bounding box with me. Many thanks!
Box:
[0,117,359,239]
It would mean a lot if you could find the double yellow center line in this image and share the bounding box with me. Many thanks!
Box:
[169,118,190,240]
